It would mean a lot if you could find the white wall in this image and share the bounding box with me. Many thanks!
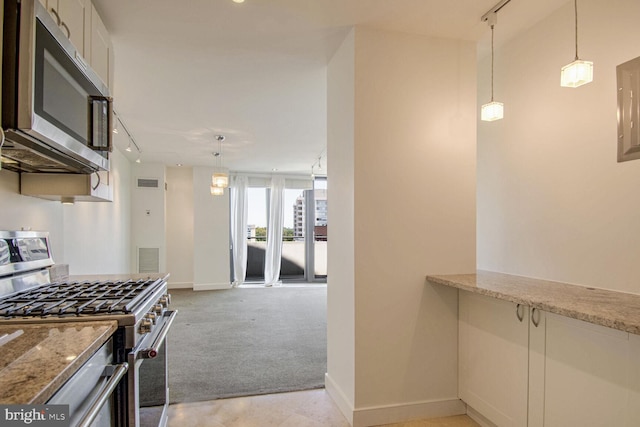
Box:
[130,163,166,273]
[477,0,640,293]
[327,26,477,426]
[166,166,194,287]
[326,28,356,426]
[63,148,132,274]
[0,148,132,273]
[192,166,231,290]
[0,170,64,260]
[147,165,231,290]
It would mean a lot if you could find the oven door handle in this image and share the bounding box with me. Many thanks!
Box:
[77,362,128,427]
[138,310,178,359]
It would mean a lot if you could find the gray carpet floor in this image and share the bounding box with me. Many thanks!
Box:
[166,286,327,403]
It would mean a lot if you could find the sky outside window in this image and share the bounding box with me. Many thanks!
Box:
[247,187,301,229]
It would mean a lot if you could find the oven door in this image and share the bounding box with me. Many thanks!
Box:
[128,310,177,427]
[47,337,128,427]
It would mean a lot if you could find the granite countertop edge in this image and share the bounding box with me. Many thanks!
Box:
[426,271,640,335]
[0,320,118,404]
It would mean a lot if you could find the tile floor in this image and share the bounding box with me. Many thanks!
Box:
[167,388,480,427]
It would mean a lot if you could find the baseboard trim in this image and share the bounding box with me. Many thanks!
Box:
[352,397,466,427]
[193,282,231,291]
[324,373,354,426]
[167,282,193,289]
[466,405,498,427]
[324,373,466,427]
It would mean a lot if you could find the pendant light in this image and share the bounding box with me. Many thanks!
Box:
[481,19,504,122]
[211,135,229,188]
[210,185,224,196]
[560,0,593,87]
[211,135,228,196]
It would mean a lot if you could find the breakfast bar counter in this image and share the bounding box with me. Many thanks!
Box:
[426,270,640,335]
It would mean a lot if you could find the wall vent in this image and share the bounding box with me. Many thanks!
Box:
[138,247,160,273]
[137,178,160,188]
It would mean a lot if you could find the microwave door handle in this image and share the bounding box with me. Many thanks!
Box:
[89,96,113,152]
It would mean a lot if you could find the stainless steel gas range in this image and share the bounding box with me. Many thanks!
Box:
[0,230,177,427]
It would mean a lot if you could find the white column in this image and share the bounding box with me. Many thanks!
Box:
[327,26,477,427]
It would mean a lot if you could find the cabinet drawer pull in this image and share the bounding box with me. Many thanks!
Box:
[60,21,71,39]
[49,7,61,25]
[531,307,541,327]
[516,304,524,322]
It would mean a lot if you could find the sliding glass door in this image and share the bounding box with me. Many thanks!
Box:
[245,187,267,282]
[280,189,305,281]
[240,178,327,284]
[312,178,327,280]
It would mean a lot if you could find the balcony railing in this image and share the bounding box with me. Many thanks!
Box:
[245,239,327,279]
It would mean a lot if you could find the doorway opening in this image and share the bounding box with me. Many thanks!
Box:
[243,177,327,284]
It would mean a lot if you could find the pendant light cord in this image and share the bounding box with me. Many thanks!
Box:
[490,24,495,102]
[574,0,579,60]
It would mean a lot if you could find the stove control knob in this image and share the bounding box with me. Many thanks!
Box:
[139,318,153,334]
[153,304,163,315]
[145,312,157,324]
[159,295,170,307]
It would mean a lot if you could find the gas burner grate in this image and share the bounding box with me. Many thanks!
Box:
[0,278,162,318]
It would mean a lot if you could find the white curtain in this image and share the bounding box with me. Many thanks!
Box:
[264,176,285,286]
[230,175,249,287]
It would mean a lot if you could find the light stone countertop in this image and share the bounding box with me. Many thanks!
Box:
[426,270,640,335]
[0,320,117,404]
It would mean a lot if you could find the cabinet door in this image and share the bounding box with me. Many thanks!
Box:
[89,4,110,87]
[57,0,86,56]
[530,312,640,427]
[41,0,86,57]
[459,292,529,427]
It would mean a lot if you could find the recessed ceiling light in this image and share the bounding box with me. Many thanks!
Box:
[233,0,245,3]
[272,168,278,171]
[176,163,182,167]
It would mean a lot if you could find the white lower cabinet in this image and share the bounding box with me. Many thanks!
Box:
[529,311,640,427]
[459,291,640,427]
[459,292,529,426]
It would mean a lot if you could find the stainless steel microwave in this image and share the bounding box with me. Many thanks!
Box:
[1,0,112,173]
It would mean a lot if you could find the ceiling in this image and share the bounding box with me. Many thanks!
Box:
[92,0,568,175]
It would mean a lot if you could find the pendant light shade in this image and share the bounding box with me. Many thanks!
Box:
[481,21,503,122]
[212,173,229,188]
[561,0,593,87]
[210,185,224,196]
[561,59,593,88]
[481,101,504,122]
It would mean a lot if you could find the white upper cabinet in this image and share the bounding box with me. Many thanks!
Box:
[56,0,88,56]
[88,3,112,89]
[38,0,114,91]
[40,0,89,57]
